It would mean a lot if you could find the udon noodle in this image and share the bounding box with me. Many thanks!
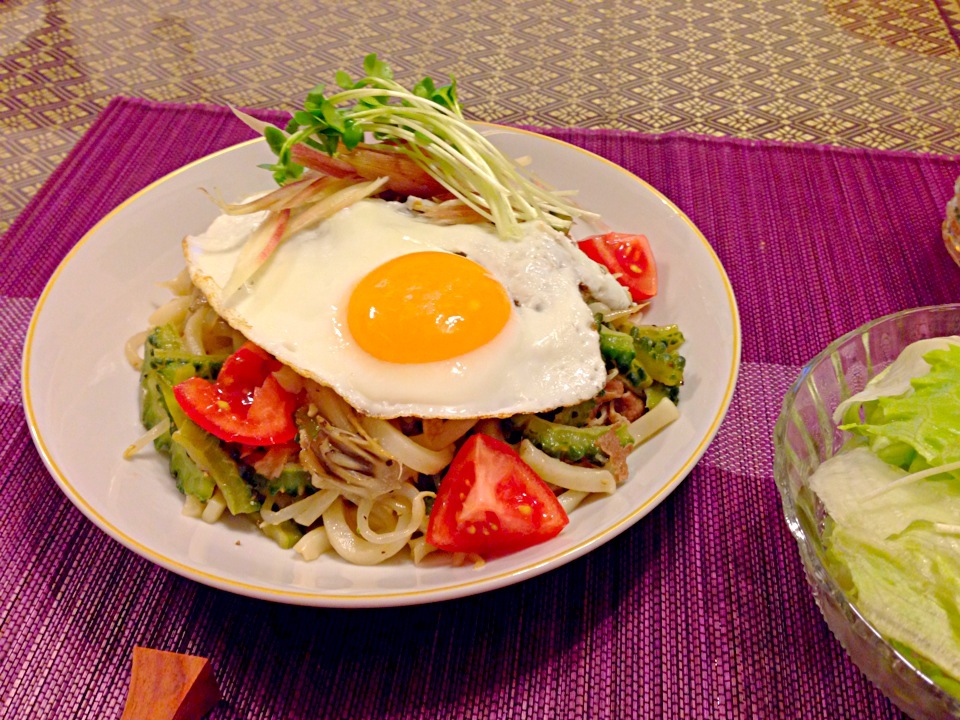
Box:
[127,270,679,566]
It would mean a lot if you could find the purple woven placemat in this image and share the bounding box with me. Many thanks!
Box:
[3,97,959,719]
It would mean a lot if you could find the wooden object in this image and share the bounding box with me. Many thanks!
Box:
[121,646,221,720]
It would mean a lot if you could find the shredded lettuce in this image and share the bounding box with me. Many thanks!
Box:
[833,336,960,425]
[810,338,960,698]
[824,523,960,683]
[841,341,960,474]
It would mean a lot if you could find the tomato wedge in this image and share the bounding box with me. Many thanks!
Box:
[426,434,569,557]
[172,342,298,446]
[578,232,657,302]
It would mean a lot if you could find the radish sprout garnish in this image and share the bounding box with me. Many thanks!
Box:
[251,54,593,240]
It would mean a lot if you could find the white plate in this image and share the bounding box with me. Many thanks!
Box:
[22,126,740,607]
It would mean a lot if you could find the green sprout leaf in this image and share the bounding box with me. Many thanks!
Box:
[363,53,392,80]
[263,125,287,155]
[413,77,436,98]
[305,84,326,108]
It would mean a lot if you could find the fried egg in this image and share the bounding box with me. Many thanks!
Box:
[184,199,630,418]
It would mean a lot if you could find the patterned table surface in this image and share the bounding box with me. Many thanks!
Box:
[4,2,960,719]
[3,0,960,236]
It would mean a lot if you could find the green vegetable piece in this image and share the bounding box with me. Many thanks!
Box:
[140,324,181,379]
[153,371,251,507]
[598,324,636,371]
[140,327,225,455]
[138,326,184,451]
[294,408,321,442]
[634,336,685,387]
[157,372,219,504]
[145,323,182,352]
[824,522,960,688]
[156,376,188,428]
[255,465,311,497]
[645,381,680,409]
[169,441,216,501]
[888,639,960,700]
[340,121,363,149]
[321,102,346,132]
[259,518,304,549]
[413,76,436,99]
[597,322,683,392]
[628,324,685,352]
[622,359,653,391]
[551,399,596,427]
[142,323,227,385]
[150,350,228,385]
[172,421,260,516]
[140,370,173,452]
[512,415,632,465]
[873,439,917,470]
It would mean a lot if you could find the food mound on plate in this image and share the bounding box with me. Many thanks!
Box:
[125,55,686,566]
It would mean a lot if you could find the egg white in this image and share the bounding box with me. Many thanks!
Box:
[184,199,630,419]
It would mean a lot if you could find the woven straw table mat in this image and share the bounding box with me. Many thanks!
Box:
[2,96,959,718]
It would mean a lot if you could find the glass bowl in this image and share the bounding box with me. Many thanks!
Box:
[773,304,960,720]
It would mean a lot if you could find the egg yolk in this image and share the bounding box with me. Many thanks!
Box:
[347,251,512,364]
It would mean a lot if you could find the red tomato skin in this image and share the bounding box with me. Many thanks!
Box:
[218,343,281,390]
[578,232,657,302]
[426,434,569,557]
[172,343,298,446]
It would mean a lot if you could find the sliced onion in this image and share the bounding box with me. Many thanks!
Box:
[181,306,208,354]
[157,267,193,295]
[411,418,477,451]
[306,383,358,432]
[359,416,454,474]
[260,488,338,527]
[148,294,193,329]
[205,173,325,215]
